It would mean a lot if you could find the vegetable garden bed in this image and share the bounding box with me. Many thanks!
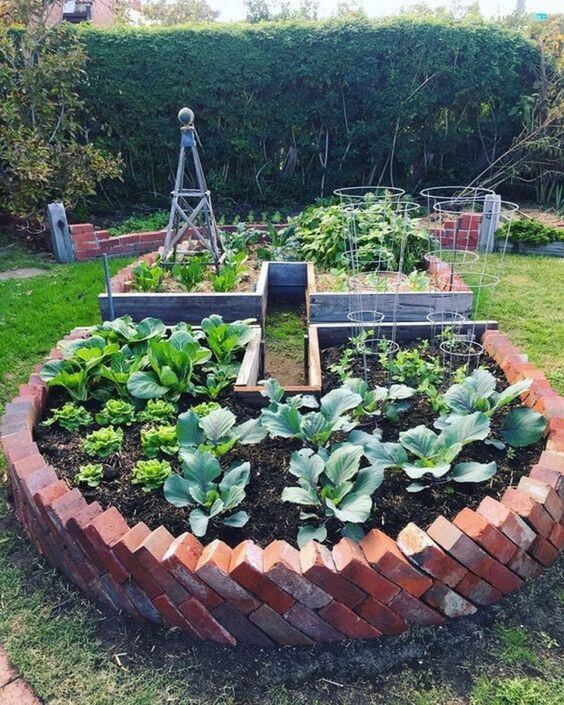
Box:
[3,320,563,647]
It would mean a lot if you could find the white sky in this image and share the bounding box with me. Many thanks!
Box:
[209,0,562,22]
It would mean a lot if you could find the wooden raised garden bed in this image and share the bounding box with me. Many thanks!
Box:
[2,325,563,647]
[99,252,269,326]
[308,257,474,323]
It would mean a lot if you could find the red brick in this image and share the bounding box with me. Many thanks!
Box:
[422,583,477,618]
[229,540,294,614]
[212,602,274,646]
[283,601,345,642]
[3,441,41,469]
[501,488,554,538]
[529,464,564,498]
[538,450,564,473]
[453,508,518,564]
[99,573,138,617]
[66,502,103,545]
[263,540,331,609]
[360,529,432,597]
[477,497,536,550]
[122,579,161,623]
[548,522,564,550]
[133,527,190,604]
[80,508,130,584]
[19,466,59,504]
[507,549,543,579]
[484,560,523,594]
[11,454,47,483]
[388,590,445,626]
[517,477,562,522]
[319,600,382,639]
[454,572,502,606]
[427,516,494,579]
[396,523,467,587]
[196,540,261,614]
[2,428,33,450]
[355,596,407,634]
[300,541,365,608]
[113,523,163,599]
[163,533,223,609]
[33,480,69,521]
[178,597,236,646]
[332,538,400,603]
[45,488,87,534]
[153,593,200,637]
[249,604,313,645]
[528,536,559,567]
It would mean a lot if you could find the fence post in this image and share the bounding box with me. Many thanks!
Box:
[478,194,501,253]
[47,202,75,263]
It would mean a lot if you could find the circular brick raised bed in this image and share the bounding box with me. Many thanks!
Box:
[2,329,563,646]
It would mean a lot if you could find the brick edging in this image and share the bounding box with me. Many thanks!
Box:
[1,328,563,646]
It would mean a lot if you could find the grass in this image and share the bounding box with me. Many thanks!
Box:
[0,239,562,704]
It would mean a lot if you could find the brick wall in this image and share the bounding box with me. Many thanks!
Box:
[431,213,482,251]
[1,329,563,646]
[69,224,166,261]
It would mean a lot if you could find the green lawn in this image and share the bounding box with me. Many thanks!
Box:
[0,238,562,705]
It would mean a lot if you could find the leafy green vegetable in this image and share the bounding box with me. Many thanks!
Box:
[344,378,415,421]
[131,459,172,492]
[200,315,256,365]
[501,408,546,447]
[82,426,124,459]
[164,450,250,536]
[175,254,209,291]
[191,401,221,417]
[42,402,93,432]
[137,399,177,424]
[282,444,383,547]
[261,386,361,448]
[95,399,136,426]
[177,407,266,458]
[75,463,104,488]
[130,261,164,292]
[141,425,179,459]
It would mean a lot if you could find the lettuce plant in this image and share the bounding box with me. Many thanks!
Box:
[191,401,221,417]
[177,407,266,458]
[175,254,208,291]
[127,328,211,400]
[141,425,179,458]
[282,444,383,547]
[137,399,177,424]
[344,378,415,421]
[43,402,93,432]
[75,463,103,488]
[260,386,361,449]
[83,426,124,459]
[95,399,136,427]
[132,459,172,492]
[164,450,250,537]
[350,412,496,492]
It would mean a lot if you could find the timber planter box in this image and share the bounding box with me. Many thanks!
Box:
[307,258,474,323]
[98,252,269,326]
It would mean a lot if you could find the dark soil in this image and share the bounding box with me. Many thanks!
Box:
[35,343,543,547]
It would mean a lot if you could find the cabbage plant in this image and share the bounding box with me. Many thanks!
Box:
[350,412,496,492]
[343,378,415,421]
[164,450,250,537]
[177,407,266,458]
[281,444,383,547]
[260,386,361,448]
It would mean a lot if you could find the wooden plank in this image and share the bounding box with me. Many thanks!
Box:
[47,203,75,263]
[267,261,308,288]
[307,325,322,390]
[309,291,473,322]
[235,328,262,387]
[99,292,264,325]
[313,319,499,348]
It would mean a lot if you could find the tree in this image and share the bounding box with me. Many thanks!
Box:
[0,1,122,220]
[141,0,218,25]
[335,0,366,19]
[244,0,318,23]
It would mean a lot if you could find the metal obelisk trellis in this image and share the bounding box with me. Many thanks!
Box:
[161,108,223,267]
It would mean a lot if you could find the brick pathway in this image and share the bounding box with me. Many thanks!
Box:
[0,648,41,704]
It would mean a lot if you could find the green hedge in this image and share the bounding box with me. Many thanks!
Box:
[80,19,538,206]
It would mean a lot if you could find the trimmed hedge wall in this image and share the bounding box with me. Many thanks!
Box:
[80,20,538,205]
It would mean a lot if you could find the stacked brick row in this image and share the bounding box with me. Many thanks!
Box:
[2,328,562,646]
[430,213,482,251]
[426,256,471,293]
[109,252,159,293]
[70,225,167,262]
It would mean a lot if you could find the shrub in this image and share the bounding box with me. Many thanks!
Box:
[108,210,169,237]
[497,219,564,248]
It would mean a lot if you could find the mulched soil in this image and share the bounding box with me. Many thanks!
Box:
[35,342,543,547]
